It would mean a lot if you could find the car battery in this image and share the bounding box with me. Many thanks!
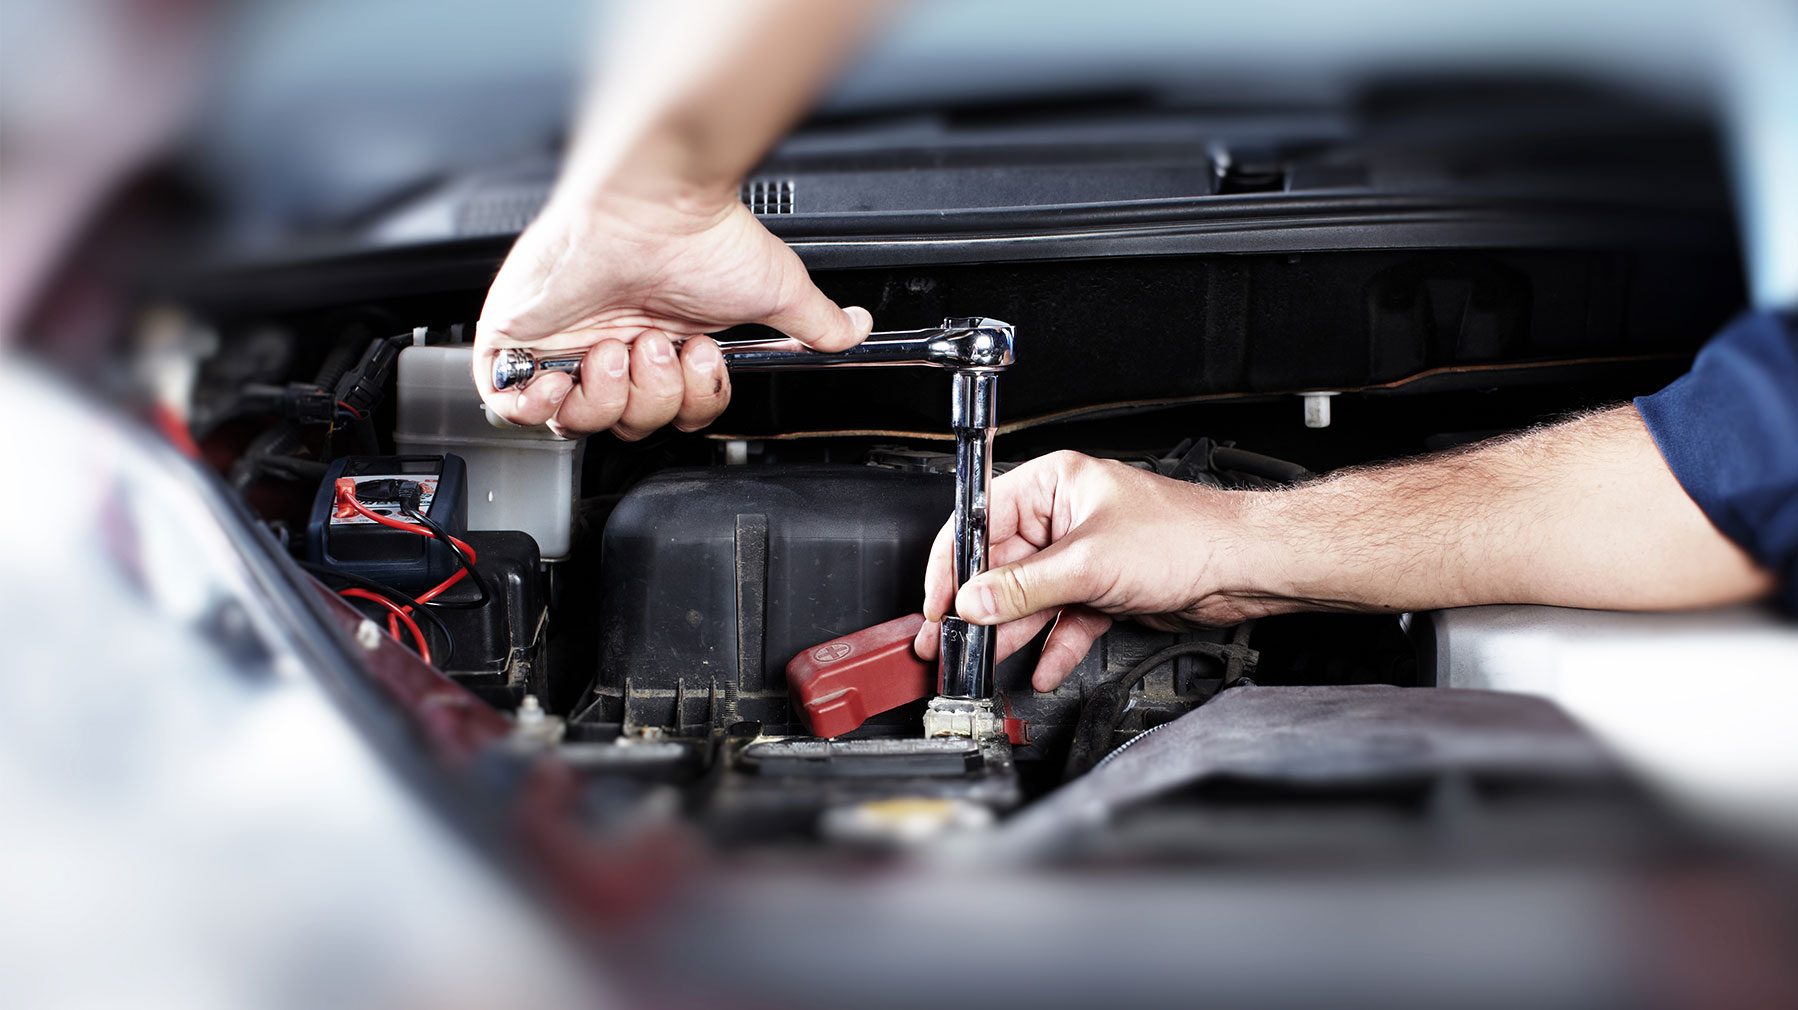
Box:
[306,454,469,592]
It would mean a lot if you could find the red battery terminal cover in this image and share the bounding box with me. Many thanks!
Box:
[787,614,1036,745]
[786,613,934,739]
[999,693,1032,746]
[332,477,360,519]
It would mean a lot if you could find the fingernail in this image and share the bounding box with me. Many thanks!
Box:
[845,306,872,330]
[690,340,720,371]
[602,344,628,377]
[550,384,571,405]
[645,334,673,364]
[961,583,996,620]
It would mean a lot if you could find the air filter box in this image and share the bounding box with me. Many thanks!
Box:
[595,466,950,733]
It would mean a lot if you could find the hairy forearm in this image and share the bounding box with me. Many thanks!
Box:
[1235,405,1776,614]
[555,0,890,210]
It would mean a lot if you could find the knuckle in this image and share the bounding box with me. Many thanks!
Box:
[632,341,677,375]
[646,393,683,424]
[564,406,622,435]
[1049,450,1104,484]
[625,388,681,428]
[510,402,553,426]
[672,405,725,433]
[618,393,682,437]
[635,372,679,405]
[1044,642,1081,674]
[587,380,629,413]
[684,373,729,411]
[648,369,686,405]
[1088,461,1132,499]
[995,565,1035,612]
[1089,455,1127,480]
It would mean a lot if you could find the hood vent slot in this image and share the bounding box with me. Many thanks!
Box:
[741,178,796,215]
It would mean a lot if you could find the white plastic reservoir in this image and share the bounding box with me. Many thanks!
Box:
[393,344,581,559]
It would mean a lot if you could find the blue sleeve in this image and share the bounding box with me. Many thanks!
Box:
[1635,310,1798,612]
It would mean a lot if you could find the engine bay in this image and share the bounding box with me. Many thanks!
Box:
[184,294,1700,854]
[231,319,1418,848]
[20,0,1798,992]
[120,79,1755,861]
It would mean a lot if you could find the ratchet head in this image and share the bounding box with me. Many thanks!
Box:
[490,348,537,391]
[931,317,1015,372]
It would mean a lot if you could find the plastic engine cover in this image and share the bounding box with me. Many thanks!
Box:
[595,466,950,733]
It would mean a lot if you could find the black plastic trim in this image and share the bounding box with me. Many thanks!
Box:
[169,191,1735,316]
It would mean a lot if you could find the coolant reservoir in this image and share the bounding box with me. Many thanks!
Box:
[393,344,581,559]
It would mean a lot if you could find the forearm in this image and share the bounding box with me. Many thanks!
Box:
[1238,405,1777,613]
[554,0,890,211]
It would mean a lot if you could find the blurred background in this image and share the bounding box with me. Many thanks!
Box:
[5,0,1795,334]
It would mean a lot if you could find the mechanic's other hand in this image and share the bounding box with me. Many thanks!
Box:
[913,451,1265,693]
[474,188,872,439]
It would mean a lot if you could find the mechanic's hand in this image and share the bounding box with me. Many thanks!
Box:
[913,451,1267,692]
[475,188,872,439]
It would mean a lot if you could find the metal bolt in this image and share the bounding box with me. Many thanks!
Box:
[1301,392,1337,429]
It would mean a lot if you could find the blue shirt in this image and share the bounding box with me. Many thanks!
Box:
[1636,310,1798,611]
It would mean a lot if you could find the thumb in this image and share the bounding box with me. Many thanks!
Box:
[761,280,873,352]
[954,537,1095,626]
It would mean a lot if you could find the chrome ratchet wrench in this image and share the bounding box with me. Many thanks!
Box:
[491,318,1015,716]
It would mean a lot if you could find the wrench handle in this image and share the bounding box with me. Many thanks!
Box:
[491,318,1012,391]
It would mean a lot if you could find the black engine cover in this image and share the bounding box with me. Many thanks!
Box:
[595,466,948,733]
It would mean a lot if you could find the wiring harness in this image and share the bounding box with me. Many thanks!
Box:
[325,477,488,664]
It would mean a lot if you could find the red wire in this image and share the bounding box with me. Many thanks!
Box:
[344,496,477,559]
[338,588,432,664]
[340,493,479,609]
[149,404,202,459]
[335,399,363,418]
[414,568,467,605]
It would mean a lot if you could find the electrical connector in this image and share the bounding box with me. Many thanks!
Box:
[352,478,423,505]
[280,384,337,425]
[332,477,359,519]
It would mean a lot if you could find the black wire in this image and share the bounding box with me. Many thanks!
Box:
[1117,640,1248,696]
[400,507,493,610]
[1061,636,1258,781]
[296,561,455,667]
